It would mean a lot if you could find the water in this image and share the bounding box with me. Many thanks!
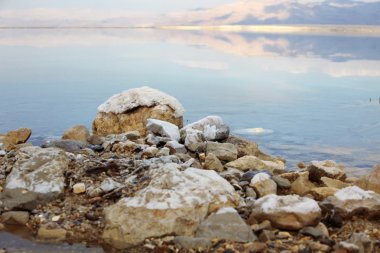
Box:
[1,28,380,170]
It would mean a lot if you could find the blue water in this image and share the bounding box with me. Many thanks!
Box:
[0,28,380,170]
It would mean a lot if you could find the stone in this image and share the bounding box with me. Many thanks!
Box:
[0,146,68,210]
[184,128,204,152]
[322,186,380,219]
[300,226,327,239]
[251,220,272,233]
[321,177,350,189]
[165,141,187,154]
[110,140,138,155]
[37,226,67,242]
[246,187,257,198]
[41,139,88,153]
[258,230,275,242]
[291,172,316,196]
[272,175,291,189]
[347,233,375,253]
[308,160,346,183]
[2,128,32,151]
[146,118,180,141]
[173,236,212,251]
[196,207,257,242]
[73,183,86,194]
[250,173,277,198]
[180,116,230,141]
[309,187,338,201]
[1,211,30,225]
[251,194,321,230]
[141,146,159,159]
[203,153,224,172]
[157,147,170,157]
[87,134,104,145]
[225,155,285,172]
[62,125,90,142]
[93,87,184,136]
[356,164,380,194]
[100,178,122,193]
[102,163,239,249]
[206,142,237,162]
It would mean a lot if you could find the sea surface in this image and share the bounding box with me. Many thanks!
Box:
[1,28,380,171]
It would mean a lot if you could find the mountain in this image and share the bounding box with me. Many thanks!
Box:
[163,0,380,26]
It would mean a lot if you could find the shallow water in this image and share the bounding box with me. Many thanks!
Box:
[0,28,380,170]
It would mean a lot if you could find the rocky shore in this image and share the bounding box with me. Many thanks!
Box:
[0,86,379,253]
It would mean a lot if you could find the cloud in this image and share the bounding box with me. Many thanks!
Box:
[174,60,229,70]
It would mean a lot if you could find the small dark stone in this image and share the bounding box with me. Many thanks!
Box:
[85,212,99,221]
[272,175,291,189]
[89,145,104,152]
[241,171,256,182]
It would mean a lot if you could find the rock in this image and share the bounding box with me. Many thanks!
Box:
[173,236,212,251]
[291,172,316,196]
[250,220,272,232]
[110,140,138,155]
[87,134,104,145]
[337,242,360,253]
[146,118,180,141]
[203,153,224,172]
[102,163,239,249]
[37,226,67,242]
[225,155,284,172]
[0,146,68,210]
[272,175,291,189]
[184,128,204,152]
[251,194,321,230]
[1,211,30,225]
[165,141,187,154]
[100,178,122,193]
[298,162,306,169]
[258,230,276,242]
[0,150,6,156]
[93,87,184,136]
[157,147,170,157]
[141,146,159,159]
[322,186,380,219]
[356,164,380,194]
[246,187,257,198]
[309,187,338,201]
[73,183,86,194]
[250,173,277,198]
[180,116,229,141]
[308,160,346,183]
[41,139,88,153]
[2,128,32,151]
[206,142,237,162]
[62,125,90,142]
[299,226,328,239]
[321,177,351,189]
[195,207,257,242]
[347,233,375,253]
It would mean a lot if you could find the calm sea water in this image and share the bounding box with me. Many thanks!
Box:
[0,28,380,171]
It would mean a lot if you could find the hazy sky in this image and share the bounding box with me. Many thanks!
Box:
[0,0,233,12]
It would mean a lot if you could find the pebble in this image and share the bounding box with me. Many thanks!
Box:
[73,183,86,194]
[52,215,61,222]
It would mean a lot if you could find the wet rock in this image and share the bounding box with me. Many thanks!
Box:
[356,164,380,194]
[37,226,67,242]
[321,177,350,189]
[102,163,239,249]
[250,173,277,198]
[73,183,86,194]
[1,211,29,225]
[41,139,88,153]
[165,140,187,154]
[251,194,321,230]
[291,171,316,196]
[184,128,204,152]
[100,178,122,193]
[62,125,90,142]
[225,155,284,172]
[173,236,212,251]
[181,116,230,142]
[322,186,380,218]
[93,87,184,136]
[308,160,346,183]
[2,128,32,151]
[272,175,291,189]
[146,118,180,141]
[309,187,338,201]
[203,153,224,172]
[0,146,68,210]
[206,142,237,162]
[196,207,257,242]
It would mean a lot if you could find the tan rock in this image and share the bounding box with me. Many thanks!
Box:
[1,211,30,225]
[37,226,67,242]
[110,140,138,155]
[204,153,224,172]
[206,142,237,162]
[356,164,380,194]
[291,172,316,196]
[308,160,346,183]
[62,125,90,142]
[93,87,184,136]
[250,173,277,198]
[73,183,86,194]
[225,155,285,172]
[321,177,350,189]
[3,128,32,151]
[309,187,338,201]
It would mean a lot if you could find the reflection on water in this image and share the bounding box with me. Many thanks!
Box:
[0,28,379,170]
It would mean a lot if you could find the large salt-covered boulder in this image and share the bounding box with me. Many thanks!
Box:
[251,194,321,230]
[322,186,380,218]
[102,163,239,249]
[181,116,229,142]
[93,87,184,136]
[0,146,68,210]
